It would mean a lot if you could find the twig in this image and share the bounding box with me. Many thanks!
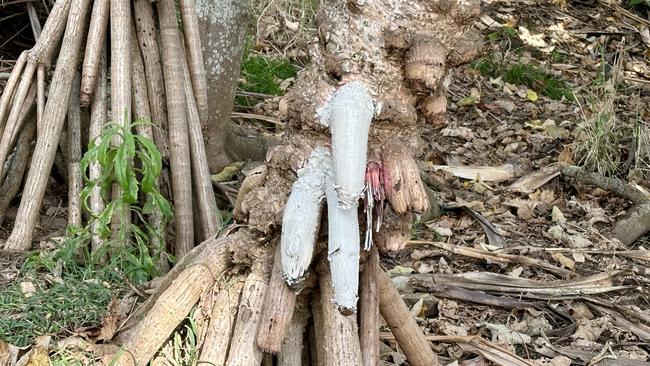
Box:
[560,164,648,204]
[231,111,285,127]
[378,268,439,366]
[236,89,278,99]
[379,333,537,366]
[26,1,41,39]
[408,240,573,277]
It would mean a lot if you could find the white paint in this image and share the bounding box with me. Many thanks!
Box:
[326,171,360,313]
[319,81,373,209]
[281,147,330,287]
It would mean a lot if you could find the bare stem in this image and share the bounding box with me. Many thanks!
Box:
[157,0,194,257]
[179,0,209,126]
[67,72,82,227]
[3,0,92,251]
[181,48,221,240]
[79,0,109,107]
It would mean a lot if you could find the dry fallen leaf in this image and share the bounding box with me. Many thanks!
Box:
[549,355,572,366]
[20,281,36,298]
[551,206,567,225]
[551,252,575,270]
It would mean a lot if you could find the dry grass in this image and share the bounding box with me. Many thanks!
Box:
[633,116,650,180]
[574,53,624,177]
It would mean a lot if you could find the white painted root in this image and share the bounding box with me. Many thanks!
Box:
[319,81,374,209]
[326,173,361,314]
[281,147,330,287]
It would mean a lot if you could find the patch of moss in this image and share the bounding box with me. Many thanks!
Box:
[486,26,518,42]
[471,55,574,101]
[236,40,298,107]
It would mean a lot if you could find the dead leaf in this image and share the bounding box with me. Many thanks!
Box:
[494,100,516,113]
[549,355,572,366]
[0,341,18,366]
[25,336,50,366]
[551,252,575,270]
[431,164,517,182]
[441,127,475,140]
[518,26,554,52]
[97,299,120,342]
[571,317,607,342]
[547,226,592,248]
[480,323,532,345]
[20,282,36,298]
[551,206,567,225]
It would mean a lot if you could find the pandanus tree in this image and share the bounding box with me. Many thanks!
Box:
[0,0,482,364]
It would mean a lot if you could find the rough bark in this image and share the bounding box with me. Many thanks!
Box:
[0,117,35,226]
[110,0,131,128]
[89,46,107,252]
[258,245,297,354]
[317,263,363,365]
[109,0,132,239]
[3,0,92,251]
[67,72,82,227]
[181,52,221,240]
[112,0,483,361]
[225,254,273,366]
[196,0,250,172]
[79,0,109,107]
[359,246,380,366]
[179,0,209,126]
[310,293,326,366]
[0,52,27,133]
[0,0,71,141]
[199,275,245,365]
[158,0,194,257]
[113,236,237,366]
[36,65,44,132]
[0,82,36,183]
[133,0,170,160]
[277,299,310,366]
[130,37,168,271]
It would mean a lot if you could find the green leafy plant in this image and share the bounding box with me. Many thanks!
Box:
[486,26,518,42]
[79,119,173,283]
[629,0,650,8]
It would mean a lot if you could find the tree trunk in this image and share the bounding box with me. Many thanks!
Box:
[196,0,250,173]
